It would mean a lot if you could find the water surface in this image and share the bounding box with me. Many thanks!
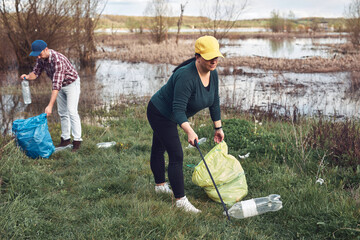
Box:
[220,37,347,59]
[1,37,358,135]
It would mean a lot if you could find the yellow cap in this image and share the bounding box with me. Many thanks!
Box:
[195,36,224,60]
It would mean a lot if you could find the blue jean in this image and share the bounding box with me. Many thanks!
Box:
[57,77,82,141]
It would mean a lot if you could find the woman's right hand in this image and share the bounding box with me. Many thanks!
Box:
[20,74,27,80]
[188,131,199,147]
[181,122,199,146]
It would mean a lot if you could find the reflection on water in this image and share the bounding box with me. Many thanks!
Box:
[92,60,359,120]
[95,60,172,103]
[1,58,359,135]
[220,37,347,59]
[219,67,360,118]
[99,37,347,60]
[0,71,26,135]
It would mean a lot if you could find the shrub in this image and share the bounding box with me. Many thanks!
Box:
[222,118,281,157]
[308,118,360,169]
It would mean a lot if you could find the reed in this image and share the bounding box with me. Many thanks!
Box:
[308,118,360,172]
[349,71,360,92]
[95,33,360,73]
[223,54,360,73]
[96,33,194,65]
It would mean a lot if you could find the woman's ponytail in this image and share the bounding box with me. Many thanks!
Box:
[172,54,200,73]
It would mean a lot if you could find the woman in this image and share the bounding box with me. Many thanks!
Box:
[147,36,225,213]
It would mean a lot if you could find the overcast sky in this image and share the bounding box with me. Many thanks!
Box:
[102,0,353,19]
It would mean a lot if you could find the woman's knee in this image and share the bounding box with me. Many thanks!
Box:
[168,150,183,164]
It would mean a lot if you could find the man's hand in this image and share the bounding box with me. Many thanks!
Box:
[45,105,52,117]
[20,72,36,81]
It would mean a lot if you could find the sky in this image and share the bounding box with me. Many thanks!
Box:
[101,0,353,19]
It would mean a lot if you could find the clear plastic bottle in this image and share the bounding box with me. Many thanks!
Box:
[21,79,32,104]
[96,141,116,148]
[187,137,207,148]
[54,144,73,153]
[225,194,283,219]
[197,137,207,145]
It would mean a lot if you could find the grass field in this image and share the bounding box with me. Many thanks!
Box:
[0,104,359,239]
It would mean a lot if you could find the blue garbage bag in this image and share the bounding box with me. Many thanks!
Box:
[12,113,55,159]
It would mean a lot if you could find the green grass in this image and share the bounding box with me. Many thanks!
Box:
[0,105,359,239]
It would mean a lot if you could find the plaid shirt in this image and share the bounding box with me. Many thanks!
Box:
[32,49,79,91]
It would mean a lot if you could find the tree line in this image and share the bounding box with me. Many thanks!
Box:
[1,0,360,71]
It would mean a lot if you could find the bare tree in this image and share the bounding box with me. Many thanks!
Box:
[0,0,103,69]
[269,9,284,33]
[73,0,103,67]
[312,18,322,32]
[199,0,247,39]
[345,0,360,46]
[144,0,173,43]
[285,11,295,33]
[176,1,188,45]
[0,0,76,68]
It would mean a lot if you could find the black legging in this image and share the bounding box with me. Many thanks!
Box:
[147,101,184,199]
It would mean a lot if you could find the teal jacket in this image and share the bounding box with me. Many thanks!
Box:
[150,61,221,125]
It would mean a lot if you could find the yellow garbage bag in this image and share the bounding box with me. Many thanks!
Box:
[192,141,248,205]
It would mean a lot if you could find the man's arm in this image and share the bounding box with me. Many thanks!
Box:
[20,72,37,81]
[45,90,59,116]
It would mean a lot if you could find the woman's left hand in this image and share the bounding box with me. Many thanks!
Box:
[214,129,224,143]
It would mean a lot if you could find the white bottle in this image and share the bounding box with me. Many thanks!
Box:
[96,141,116,148]
[21,79,32,104]
[225,194,283,219]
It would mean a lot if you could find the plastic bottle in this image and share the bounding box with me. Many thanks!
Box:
[186,137,207,148]
[197,137,207,145]
[96,141,116,148]
[21,79,32,104]
[225,194,283,219]
[54,144,73,153]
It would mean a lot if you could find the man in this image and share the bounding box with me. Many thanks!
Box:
[21,40,82,152]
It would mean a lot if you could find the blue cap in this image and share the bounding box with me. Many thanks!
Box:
[29,40,47,57]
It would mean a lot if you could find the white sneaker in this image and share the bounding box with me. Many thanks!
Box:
[176,196,201,213]
[155,182,173,194]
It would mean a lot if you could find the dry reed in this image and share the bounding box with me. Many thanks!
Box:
[96,33,360,73]
[350,71,360,92]
[223,54,360,73]
[308,118,360,171]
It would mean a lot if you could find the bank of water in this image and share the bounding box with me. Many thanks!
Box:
[1,36,358,134]
[94,60,358,118]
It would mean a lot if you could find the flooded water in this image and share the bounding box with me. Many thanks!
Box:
[95,60,359,118]
[220,37,347,59]
[219,67,359,117]
[1,36,358,135]
[99,35,347,59]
